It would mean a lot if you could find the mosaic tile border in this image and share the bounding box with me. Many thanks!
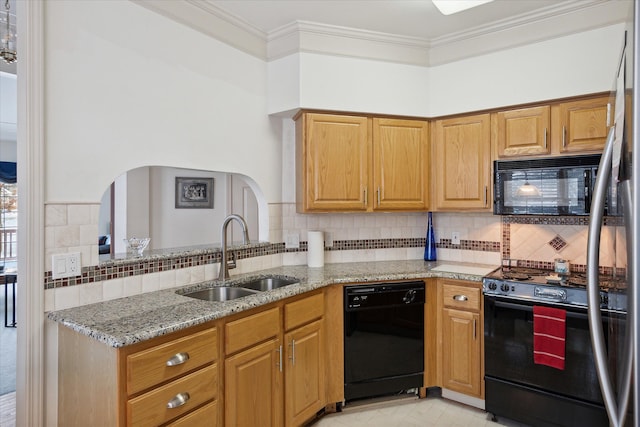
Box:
[503,215,622,226]
[44,237,500,289]
[510,259,617,276]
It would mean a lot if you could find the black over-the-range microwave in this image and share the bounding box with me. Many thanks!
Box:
[493,154,618,216]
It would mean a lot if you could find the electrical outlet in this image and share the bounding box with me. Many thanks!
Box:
[451,232,461,245]
[285,232,300,249]
[325,232,333,247]
[51,252,82,279]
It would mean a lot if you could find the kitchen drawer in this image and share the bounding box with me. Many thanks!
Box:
[284,292,324,331]
[127,363,217,427]
[442,282,481,312]
[165,400,218,427]
[127,327,217,395]
[225,307,280,355]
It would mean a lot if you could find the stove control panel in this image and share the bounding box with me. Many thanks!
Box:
[482,278,618,310]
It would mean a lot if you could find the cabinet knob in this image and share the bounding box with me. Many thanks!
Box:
[166,392,190,409]
[453,294,468,302]
[166,352,190,367]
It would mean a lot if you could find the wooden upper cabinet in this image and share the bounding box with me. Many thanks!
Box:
[552,96,612,153]
[495,95,612,158]
[296,112,429,212]
[296,113,370,212]
[372,118,429,211]
[493,106,550,157]
[432,114,491,211]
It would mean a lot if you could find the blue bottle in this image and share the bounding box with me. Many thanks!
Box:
[424,212,437,261]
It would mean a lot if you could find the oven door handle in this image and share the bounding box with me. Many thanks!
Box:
[490,298,604,320]
[587,126,631,427]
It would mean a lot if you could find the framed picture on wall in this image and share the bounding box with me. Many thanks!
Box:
[175,177,214,209]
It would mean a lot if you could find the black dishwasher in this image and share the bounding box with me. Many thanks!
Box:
[344,281,425,402]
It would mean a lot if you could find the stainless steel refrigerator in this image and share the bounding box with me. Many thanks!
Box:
[587,2,637,426]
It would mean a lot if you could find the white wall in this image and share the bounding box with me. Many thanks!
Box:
[428,24,626,116]
[43,0,282,204]
[125,167,150,242]
[149,167,228,248]
[267,24,625,118]
[42,0,626,210]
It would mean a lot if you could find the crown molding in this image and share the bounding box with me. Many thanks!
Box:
[429,0,629,65]
[132,0,267,58]
[133,0,628,66]
[268,21,430,65]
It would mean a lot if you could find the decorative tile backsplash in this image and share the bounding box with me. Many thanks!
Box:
[502,215,623,273]
[44,201,623,311]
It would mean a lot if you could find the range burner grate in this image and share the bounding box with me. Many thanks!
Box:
[502,272,531,281]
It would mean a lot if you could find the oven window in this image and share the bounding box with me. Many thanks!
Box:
[484,297,605,405]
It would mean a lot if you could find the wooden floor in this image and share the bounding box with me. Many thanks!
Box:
[0,391,16,427]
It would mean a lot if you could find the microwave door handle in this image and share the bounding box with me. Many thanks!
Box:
[584,170,591,214]
[587,127,625,427]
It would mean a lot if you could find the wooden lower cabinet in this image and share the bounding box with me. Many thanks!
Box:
[57,322,221,427]
[225,338,284,427]
[223,291,326,427]
[441,308,481,396]
[438,279,484,399]
[285,320,325,426]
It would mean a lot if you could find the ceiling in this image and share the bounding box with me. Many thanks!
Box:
[209,0,568,41]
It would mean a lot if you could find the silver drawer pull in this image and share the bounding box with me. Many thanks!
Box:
[166,352,190,367]
[453,295,468,302]
[167,392,190,409]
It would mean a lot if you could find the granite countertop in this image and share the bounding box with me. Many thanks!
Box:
[47,260,498,348]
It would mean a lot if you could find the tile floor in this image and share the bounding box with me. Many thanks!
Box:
[308,395,530,427]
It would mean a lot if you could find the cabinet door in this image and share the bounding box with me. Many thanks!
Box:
[372,118,429,210]
[552,96,612,153]
[494,106,550,157]
[225,338,283,427]
[297,113,370,211]
[284,320,325,427]
[433,114,491,210]
[442,309,481,397]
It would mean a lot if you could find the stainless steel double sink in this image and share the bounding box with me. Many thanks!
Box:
[180,276,299,302]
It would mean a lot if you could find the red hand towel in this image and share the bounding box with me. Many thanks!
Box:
[533,305,566,370]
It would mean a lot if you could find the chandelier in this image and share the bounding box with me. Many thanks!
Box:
[0,0,16,64]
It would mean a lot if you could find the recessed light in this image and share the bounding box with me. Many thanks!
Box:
[432,0,494,16]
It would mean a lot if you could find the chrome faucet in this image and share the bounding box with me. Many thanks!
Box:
[218,214,250,281]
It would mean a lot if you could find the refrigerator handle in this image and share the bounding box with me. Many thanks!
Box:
[619,178,634,421]
[587,127,628,427]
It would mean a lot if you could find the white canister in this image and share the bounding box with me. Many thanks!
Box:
[554,258,570,275]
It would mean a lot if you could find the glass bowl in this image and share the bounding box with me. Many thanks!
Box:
[124,237,150,256]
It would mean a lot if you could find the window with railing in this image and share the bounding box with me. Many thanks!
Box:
[0,182,17,268]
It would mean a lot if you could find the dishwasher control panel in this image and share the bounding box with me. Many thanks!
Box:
[345,281,425,310]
